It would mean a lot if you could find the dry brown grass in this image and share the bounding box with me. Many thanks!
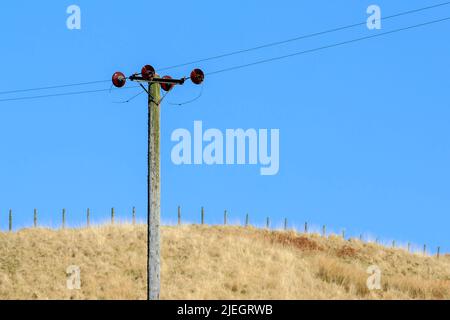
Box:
[0,224,449,300]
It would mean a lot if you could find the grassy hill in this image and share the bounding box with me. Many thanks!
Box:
[0,224,449,300]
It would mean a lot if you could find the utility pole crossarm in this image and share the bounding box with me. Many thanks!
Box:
[130,74,186,85]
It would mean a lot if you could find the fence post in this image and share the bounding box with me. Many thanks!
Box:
[359,234,363,241]
[9,209,12,232]
[177,206,181,226]
[284,218,288,231]
[392,240,396,248]
[245,213,249,227]
[111,207,115,225]
[304,222,308,234]
[87,208,90,227]
[62,208,66,229]
[322,225,326,237]
[407,242,411,253]
[34,208,37,228]
[201,207,204,225]
[423,244,427,256]
[132,206,136,225]
[437,247,440,259]
[224,210,227,225]
[266,217,270,229]
[342,230,345,239]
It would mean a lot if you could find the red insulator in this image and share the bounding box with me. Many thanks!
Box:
[141,65,155,80]
[112,72,126,88]
[160,75,175,91]
[190,68,204,85]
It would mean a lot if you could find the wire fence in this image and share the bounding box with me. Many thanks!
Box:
[1,205,444,258]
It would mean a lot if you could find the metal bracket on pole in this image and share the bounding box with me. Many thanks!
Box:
[129,74,186,86]
[139,83,149,94]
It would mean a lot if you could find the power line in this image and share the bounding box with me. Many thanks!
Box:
[206,16,450,76]
[0,86,139,103]
[1,18,449,103]
[1,17,448,103]
[0,80,110,96]
[0,1,449,97]
[159,1,450,71]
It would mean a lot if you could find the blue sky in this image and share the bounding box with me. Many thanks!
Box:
[0,1,449,253]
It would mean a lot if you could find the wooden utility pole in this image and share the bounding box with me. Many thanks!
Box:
[148,82,161,300]
[111,65,203,301]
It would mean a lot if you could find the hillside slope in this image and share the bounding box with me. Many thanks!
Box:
[0,224,449,299]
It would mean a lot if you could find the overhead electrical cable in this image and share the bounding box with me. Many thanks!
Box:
[206,16,450,76]
[0,86,140,103]
[0,1,448,97]
[0,80,111,96]
[158,1,450,71]
[1,17,448,103]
